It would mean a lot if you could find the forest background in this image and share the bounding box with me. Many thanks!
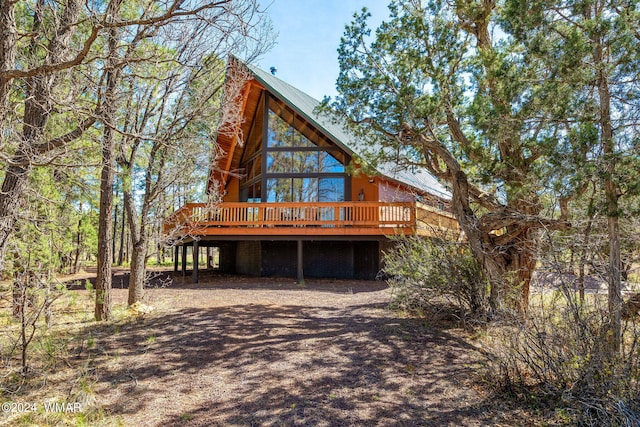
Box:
[0,0,639,424]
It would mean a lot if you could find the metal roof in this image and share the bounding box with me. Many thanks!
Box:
[244,61,451,200]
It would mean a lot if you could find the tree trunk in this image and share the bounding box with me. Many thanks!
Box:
[159,242,165,265]
[124,188,147,305]
[0,1,48,271]
[95,137,115,321]
[477,236,536,316]
[447,168,537,316]
[112,203,118,264]
[0,157,30,271]
[128,238,147,305]
[579,184,597,303]
[607,213,622,351]
[125,224,131,264]
[0,0,82,271]
[0,0,16,121]
[118,202,126,265]
[123,175,147,305]
[95,0,122,321]
[0,2,54,270]
[594,36,622,354]
[444,4,541,316]
[156,223,164,265]
[73,214,82,274]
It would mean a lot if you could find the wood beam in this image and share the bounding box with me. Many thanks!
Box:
[221,81,255,188]
[192,240,199,284]
[297,239,304,284]
[181,245,187,277]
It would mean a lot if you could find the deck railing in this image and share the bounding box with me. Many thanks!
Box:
[163,201,458,237]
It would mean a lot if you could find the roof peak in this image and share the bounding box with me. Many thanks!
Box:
[226,56,451,200]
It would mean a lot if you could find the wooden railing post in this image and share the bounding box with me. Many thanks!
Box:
[163,200,459,237]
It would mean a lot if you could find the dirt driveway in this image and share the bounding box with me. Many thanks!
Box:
[77,272,516,426]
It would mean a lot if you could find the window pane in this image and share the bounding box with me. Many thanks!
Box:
[268,110,292,147]
[293,178,318,202]
[319,178,344,202]
[319,151,344,173]
[292,150,319,173]
[248,182,261,202]
[267,152,292,173]
[267,178,292,202]
[243,159,251,182]
[296,129,316,147]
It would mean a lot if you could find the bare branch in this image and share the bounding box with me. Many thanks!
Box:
[0,0,235,82]
[34,113,99,155]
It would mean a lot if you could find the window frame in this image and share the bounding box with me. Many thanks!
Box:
[252,94,350,202]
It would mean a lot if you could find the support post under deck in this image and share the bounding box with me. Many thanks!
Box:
[181,245,187,277]
[297,240,304,284]
[192,240,199,284]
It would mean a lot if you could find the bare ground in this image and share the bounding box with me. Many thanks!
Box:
[3,271,542,426]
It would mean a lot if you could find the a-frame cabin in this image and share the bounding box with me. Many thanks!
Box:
[164,58,459,282]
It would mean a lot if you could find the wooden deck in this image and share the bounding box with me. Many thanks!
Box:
[163,201,459,239]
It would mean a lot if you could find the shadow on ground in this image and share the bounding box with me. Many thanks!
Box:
[66,269,389,294]
[73,293,510,426]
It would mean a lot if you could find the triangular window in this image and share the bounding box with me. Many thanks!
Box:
[241,94,348,202]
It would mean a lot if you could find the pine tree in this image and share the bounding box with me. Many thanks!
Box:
[329,0,604,314]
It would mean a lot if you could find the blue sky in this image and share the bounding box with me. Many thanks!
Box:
[257,0,390,100]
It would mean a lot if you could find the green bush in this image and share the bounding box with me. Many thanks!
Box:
[382,236,488,318]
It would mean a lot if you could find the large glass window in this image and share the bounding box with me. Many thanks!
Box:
[266,178,345,203]
[266,178,292,202]
[266,151,291,174]
[267,111,293,147]
[319,178,344,202]
[241,95,349,202]
[319,151,343,173]
[266,150,343,174]
[266,178,320,202]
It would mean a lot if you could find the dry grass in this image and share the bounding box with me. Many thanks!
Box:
[482,287,640,426]
[1,271,555,426]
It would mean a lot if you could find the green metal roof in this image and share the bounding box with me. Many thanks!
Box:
[244,61,451,200]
